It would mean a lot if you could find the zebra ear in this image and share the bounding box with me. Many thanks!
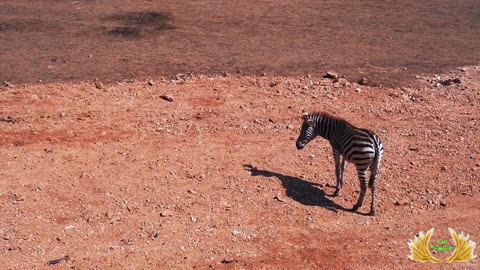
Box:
[302,112,309,120]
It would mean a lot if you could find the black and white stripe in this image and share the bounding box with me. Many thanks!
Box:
[296,112,384,215]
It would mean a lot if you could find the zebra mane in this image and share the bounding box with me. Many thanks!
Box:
[309,111,356,128]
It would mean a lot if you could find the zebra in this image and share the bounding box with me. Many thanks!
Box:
[295,111,383,215]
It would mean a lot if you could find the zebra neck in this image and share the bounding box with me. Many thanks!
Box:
[314,115,342,141]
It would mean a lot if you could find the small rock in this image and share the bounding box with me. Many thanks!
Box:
[187,189,197,195]
[147,80,155,86]
[175,73,186,80]
[0,116,15,123]
[439,200,447,207]
[324,71,339,79]
[273,195,286,202]
[3,81,14,87]
[231,228,242,236]
[150,231,160,238]
[358,77,369,85]
[47,255,70,266]
[337,78,349,87]
[261,72,267,77]
[160,211,172,217]
[191,216,197,222]
[221,71,230,77]
[94,81,103,89]
[160,95,174,102]
[59,111,66,118]
[440,165,447,171]
[121,239,134,245]
[221,259,237,264]
[64,225,75,230]
[439,78,461,86]
[394,199,409,206]
[355,88,362,93]
[320,79,333,86]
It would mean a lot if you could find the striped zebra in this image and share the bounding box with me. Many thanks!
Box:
[296,112,383,215]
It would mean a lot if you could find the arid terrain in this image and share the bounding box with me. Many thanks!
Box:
[1,1,480,269]
[1,68,479,269]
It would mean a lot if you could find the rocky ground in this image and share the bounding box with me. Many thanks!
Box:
[1,67,479,269]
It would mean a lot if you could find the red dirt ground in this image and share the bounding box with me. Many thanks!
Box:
[1,68,479,269]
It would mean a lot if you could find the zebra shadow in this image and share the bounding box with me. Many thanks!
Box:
[243,164,348,213]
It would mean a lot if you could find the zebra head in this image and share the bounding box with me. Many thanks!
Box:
[296,112,316,150]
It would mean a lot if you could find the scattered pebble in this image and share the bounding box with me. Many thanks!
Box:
[221,258,237,264]
[0,116,15,123]
[160,211,172,217]
[3,81,14,87]
[438,78,461,86]
[324,71,339,79]
[358,77,369,85]
[94,81,104,89]
[394,199,409,206]
[147,80,156,86]
[47,255,70,266]
[160,95,174,102]
[231,228,242,236]
[221,71,230,77]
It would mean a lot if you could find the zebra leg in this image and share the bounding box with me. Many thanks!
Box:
[340,154,346,183]
[351,168,368,212]
[368,160,379,216]
[332,149,343,196]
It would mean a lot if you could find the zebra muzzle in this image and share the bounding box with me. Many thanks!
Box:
[296,141,306,150]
